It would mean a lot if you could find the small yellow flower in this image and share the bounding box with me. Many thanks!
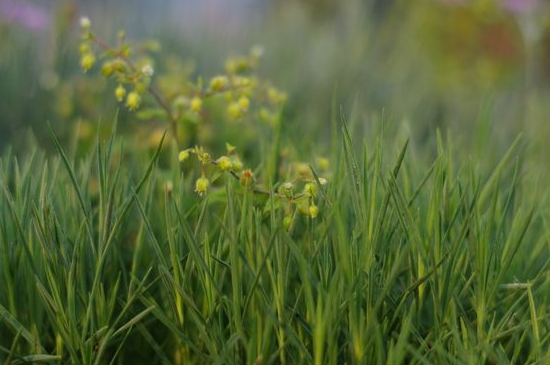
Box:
[282,182,294,198]
[231,157,243,172]
[178,150,190,162]
[190,97,202,113]
[195,176,210,196]
[80,53,95,71]
[304,183,317,198]
[238,96,250,111]
[115,84,126,102]
[112,59,126,72]
[216,156,232,171]
[295,163,311,177]
[227,102,242,119]
[79,43,90,55]
[309,204,319,219]
[101,62,114,77]
[125,91,141,111]
[210,75,228,91]
[225,142,236,154]
[316,157,330,171]
[267,87,287,104]
[198,152,211,164]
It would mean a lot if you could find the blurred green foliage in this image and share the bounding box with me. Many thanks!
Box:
[1,0,550,156]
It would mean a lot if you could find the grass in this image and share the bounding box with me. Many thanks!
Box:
[1,107,550,364]
[2,3,550,363]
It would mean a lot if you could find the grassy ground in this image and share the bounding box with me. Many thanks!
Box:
[2,111,550,364]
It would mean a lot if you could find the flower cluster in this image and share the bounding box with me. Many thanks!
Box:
[178,144,251,197]
[78,17,328,229]
[79,18,289,151]
[78,17,155,112]
[178,143,330,225]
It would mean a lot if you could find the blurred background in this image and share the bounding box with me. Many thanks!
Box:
[1,0,550,157]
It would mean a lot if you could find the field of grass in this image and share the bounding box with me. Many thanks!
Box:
[2,1,550,364]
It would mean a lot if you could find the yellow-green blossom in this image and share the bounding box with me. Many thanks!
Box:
[217,156,232,171]
[115,84,126,102]
[80,53,95,71]
[304,182,317,198]
[226,142,236,154]
[178,150,190,162]
[316,157,330,171]
[79,43,90,55]
[125,91,141,111]
[238,96,250,111]
[231,157,243,172]
[198,152,211,164]
[195,176,209,196]
[227,102,242,119]
[210,75,228,91]
[309,204,319,218]
[101,62,114,77]
[190,97,202,113]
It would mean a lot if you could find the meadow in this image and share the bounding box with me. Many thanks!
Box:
[2,1,550,364]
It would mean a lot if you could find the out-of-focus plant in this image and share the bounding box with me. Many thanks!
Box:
[79,17,330,222]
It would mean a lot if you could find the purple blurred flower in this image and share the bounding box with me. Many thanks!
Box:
[0,0,50,31]
[502,0,541,13]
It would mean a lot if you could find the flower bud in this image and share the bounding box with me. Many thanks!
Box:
[216,156,232,171]
[125,91,141,111]
[240,169,255,188]
[115,84,126,102]
[80,53,95,71]
[308,204,319,219]
[190,97,202,113]
[195,176,210,196]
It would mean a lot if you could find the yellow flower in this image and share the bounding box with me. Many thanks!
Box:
[231,157,243,172]
[101,62,114,77]
[190,97,202,113]
[79,43,90,55]
[316,157,330,171]
[308,204,319,219]
[304,183,317,198]
[115,84,126,102]
[216,156,232,171]
[267,87,287,104]
[195,176,210,196]
[225,142,236,154]
[210,75,228,91]
[80,53,95,71]
[125,91,141,111]
[198,152,211,164]
[227,102,242,119]
[238,96,250,111]
[178,150,190,162]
